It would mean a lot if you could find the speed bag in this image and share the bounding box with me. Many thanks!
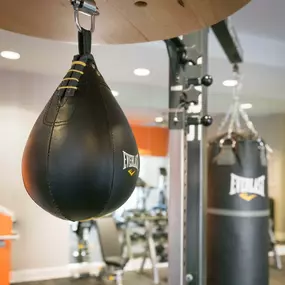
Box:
[22,54,140,221]
[207,135,269,285]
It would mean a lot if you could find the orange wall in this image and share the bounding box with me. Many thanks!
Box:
[0,214,12,285]
[131,125,169,157]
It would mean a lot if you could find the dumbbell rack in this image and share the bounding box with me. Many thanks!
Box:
[121,214,168,285]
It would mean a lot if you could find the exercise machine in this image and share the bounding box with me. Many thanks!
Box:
[70,220,94,264]
[269,198,282,270]
[157,168,168,208]
[96,216,129,285]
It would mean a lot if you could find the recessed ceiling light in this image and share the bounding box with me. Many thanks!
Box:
[155,116,164,123]
[134,68,150,77]
[223,79,238,87]
[240,103,252,110]
[0,50,21,60]
[111,90,119,97]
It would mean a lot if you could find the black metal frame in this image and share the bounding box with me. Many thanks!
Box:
[165,30,211,285]
[165,18,243,285]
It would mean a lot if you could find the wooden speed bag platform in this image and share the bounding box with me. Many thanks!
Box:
[0,0,250,44]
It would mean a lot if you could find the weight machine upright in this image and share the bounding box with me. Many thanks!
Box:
[165,29,211,285]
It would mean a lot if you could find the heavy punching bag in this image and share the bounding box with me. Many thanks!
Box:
[22,21,140,221]
[207,132,269,285]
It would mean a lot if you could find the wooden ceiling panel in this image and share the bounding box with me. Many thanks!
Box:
[0,0,250,44]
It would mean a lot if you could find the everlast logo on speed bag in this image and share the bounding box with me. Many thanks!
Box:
[123,151,139,176]
[229,173,266,201]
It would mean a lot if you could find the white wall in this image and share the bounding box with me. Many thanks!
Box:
[0,105,70,271]
[140,156,168,187]
[0,70,70,272]
[115,156,168,216]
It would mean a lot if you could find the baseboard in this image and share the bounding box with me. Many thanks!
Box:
[11,265,71,284]
[11,262,104,284]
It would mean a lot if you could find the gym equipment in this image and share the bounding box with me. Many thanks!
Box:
[96,216,129,285]
[155,244,168,263]
[135,178,153,210]
[269,219,282,270]
[268,198,282,270]
[119,209,150,259]
[71,220,94,263]
[157,168,168,207]
[22,2,139,221]
[207,64,269,285]
[166,34,213,285]
[138,214,168,284]
[115,206,168,283]
[0,0,250,44]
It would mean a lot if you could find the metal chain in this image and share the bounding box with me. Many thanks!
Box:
[217,64,260,137]
[227,70,241,136]
[239,107,258,136]
[217,104,233,134]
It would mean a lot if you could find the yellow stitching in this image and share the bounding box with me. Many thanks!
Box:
[68,69,84,74]
[72,61,86,67]
[62,78,79,82]
[58,86,78,90]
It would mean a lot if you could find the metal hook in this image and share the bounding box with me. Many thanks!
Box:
[71,0,99,33]
[219,137,236,149]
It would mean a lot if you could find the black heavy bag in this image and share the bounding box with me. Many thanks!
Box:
[22,31,140,221]
[207,132,269,285]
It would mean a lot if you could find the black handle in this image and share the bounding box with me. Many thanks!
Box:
[78,28,92,55]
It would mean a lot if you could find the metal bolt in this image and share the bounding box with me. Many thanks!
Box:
[186,274,193,283]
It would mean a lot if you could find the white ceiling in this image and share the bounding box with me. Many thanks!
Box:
[0,0,285,123]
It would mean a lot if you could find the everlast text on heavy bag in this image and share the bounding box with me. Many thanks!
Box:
[21,13,140,222]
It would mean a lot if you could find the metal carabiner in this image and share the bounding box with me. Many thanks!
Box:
[71,0,100,33]
[219,137,236,149]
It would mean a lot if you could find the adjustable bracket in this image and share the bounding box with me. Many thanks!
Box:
[170,99,213,130]
[167,50,213,130]
[187,74,213,87]
[187,114,213,127]
[181,86,200,106]
[176,42,202,66]
[71,0,99,16]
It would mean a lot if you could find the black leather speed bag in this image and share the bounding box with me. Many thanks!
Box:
[22,53,140,221]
